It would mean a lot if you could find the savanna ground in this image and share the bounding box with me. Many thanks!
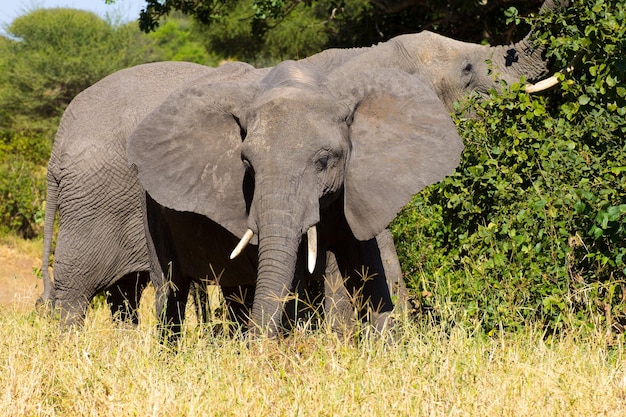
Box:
[0,235,42,309]
[1,237,626,416]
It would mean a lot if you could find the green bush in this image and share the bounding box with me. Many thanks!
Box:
[0,132,50,238]
[392,0,626,333]
[0,158,47,239]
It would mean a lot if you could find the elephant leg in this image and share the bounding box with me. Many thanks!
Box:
[50,256,93,327]
[55,295,90,327]
[159,271,191,340]
[376,229,408,311]
[283,275,325,331]
[190,280,211,324]
[324,251,356,337]
[53,279,91,327]
[106,271,150,325]
[325,230,402,335]
[221,285,255,331]
[145,194,190,341]
[334,236,395,334]
[280,243,325,331]
[148,236,190,340]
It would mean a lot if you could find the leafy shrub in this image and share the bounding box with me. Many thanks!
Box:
[0,9,159,137]
[0,157,47,239]
[0,132,50,238]
[392,0,626,333]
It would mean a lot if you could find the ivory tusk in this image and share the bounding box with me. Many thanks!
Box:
[307,226,317,274]
[525,66,574,93]
[525,75,559,93]
[230,229,254,259]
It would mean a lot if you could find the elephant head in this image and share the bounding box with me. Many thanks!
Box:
[128,60,463,335]
[304,0,568,110]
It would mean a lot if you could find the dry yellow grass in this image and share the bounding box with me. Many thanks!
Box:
[1,288,625,417]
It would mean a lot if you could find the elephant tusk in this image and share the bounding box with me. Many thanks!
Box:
[525,66,574,93]
[524,75,559,93]
[307,226,317,274]
[230,229,254,260]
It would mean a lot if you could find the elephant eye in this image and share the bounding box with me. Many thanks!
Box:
[242,158,255,176]
[316,154,330,170]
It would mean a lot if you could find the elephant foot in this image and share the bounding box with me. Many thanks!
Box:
[35,289,57,318]
[369,310,395,334]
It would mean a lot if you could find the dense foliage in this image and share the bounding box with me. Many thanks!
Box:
[135,0,545,47]
[190,0,331,65]
[392,0,626,333]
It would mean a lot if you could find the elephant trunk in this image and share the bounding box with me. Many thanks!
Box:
[248,191,317,336]
[496,0,569,89]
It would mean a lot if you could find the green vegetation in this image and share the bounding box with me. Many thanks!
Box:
[1,295,625,415]
[136,0,547,46]
[392,0,626,333]
[195,0,331,65]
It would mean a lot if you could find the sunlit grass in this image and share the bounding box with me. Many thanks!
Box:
[2,287,625,416]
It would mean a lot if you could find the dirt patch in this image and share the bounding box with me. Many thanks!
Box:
[0,241,42,310]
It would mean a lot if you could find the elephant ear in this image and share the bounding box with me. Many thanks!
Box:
[127,80,260,239]
[332,69,464,241]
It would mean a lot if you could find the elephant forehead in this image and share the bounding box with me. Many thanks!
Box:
[243,108,347,159]
[251,87,342,118]
[257,103,341,135]
[246,113,342,148]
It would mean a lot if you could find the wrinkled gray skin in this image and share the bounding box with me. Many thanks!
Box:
[39,58,398,328]
[303,0,566,111]
[39,61,256,325]
[41,0,564,330]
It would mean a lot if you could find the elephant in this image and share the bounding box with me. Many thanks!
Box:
[301,0,566,112]
[40,0,565,329]
[39,58,400,328]
[39,60,260,325]
[127,60,464,336]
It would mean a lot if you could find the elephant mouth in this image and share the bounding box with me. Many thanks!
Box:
[230,225,318,273]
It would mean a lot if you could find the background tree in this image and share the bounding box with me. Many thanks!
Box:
[0,8,218,237]
[0,9,151,136]
[194,0,331,65]
[134,0,545,53]
[145,12,225,65]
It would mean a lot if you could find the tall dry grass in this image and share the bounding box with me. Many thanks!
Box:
[1,287,625,416]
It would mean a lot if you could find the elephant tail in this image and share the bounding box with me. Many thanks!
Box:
[37,167,58,307]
